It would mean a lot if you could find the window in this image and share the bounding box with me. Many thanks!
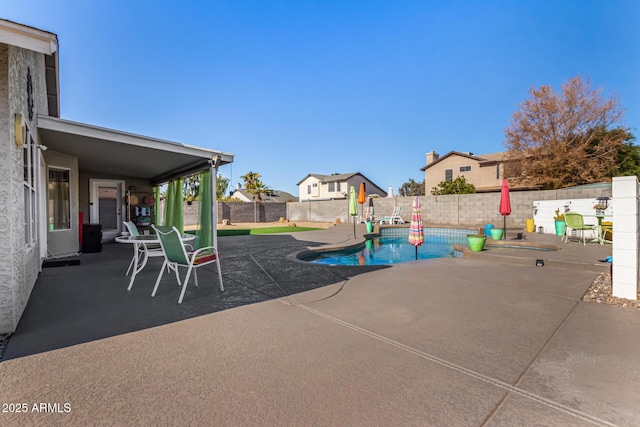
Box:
[336,182,341,192]
[312,183,318,187]
[48,168,71,230]
[307,185,311,194]
[23,128,36,246]
[460,166,471,172]
[328,182,335,192]
[496,164,500,179]
[445,169,453,182]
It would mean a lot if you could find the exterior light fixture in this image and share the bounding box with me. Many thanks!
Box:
[14,114,24,146]
[536,259,544,267]
[595,196,610,211]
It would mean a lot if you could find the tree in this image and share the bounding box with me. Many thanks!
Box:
[216,174,230,200]
[399,178,425,196]
[240,171,271,201]
[504,75,628,189]
[183,173,231,201]
[607,130,639,177]
[183,175,200,202]
[430,176,476,195]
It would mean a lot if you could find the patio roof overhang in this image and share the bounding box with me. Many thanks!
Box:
[37,116,234,184]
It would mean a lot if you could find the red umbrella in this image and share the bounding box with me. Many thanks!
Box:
[499,178,511,240]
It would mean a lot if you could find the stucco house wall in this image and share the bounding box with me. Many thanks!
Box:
[298,173,387,201]
[0,43,49,333]
[422,151,505,195]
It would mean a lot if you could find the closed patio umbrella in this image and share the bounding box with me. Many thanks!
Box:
[499,178,511,240]
[358,182,366,219]
[408,196,424,260]
[349,185,358,237]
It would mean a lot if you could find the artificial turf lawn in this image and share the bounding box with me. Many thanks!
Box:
[216,226,322,236]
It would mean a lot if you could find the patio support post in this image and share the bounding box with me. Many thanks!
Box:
[210,157,220,249]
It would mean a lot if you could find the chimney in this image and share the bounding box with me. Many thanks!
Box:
[426,151,440,165]
[236,183,242,190]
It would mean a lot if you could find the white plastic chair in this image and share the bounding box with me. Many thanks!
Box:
[123,221,164,275]
[151,225,224,304]
[379,206,405,224]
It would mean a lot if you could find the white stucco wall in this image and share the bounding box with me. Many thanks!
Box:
[0,44,49,333]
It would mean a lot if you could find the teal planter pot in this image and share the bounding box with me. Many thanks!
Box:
[467,235,486,252]
[489,228,504,240]
[554,220,566,236]
[365,221,373,233]
[484,224,494,237]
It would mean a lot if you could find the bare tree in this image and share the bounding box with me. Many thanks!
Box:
[504,75,627,189]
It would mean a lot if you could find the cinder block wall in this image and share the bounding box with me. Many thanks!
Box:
[287,187,611,228]
[183,201,287,225]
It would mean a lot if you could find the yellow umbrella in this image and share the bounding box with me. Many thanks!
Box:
[349,186,358,236]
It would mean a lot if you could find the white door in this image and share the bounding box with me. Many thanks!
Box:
[90,179,125,241]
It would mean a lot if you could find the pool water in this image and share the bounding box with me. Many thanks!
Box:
[307,236,460,266]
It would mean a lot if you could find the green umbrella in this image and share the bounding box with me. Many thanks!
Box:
[349,185,358,237]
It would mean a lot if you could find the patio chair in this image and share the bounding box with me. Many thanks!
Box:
[123,221,163,275]
[357,205,374,224]
[601,221,613,241]
[379,206,404,224]
[563,212,597,246]
[151,225,223,304]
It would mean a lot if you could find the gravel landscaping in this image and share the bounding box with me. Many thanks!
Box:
[583,273,640,309]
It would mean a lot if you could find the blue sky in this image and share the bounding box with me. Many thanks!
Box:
[4,0,639,195]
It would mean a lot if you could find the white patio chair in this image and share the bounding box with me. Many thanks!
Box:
[379,206,405,224]
[123,221,164,275]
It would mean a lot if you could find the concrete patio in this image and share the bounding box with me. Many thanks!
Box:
[1,224,638,426]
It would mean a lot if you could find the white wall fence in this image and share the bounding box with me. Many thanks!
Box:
[532,198,612,237]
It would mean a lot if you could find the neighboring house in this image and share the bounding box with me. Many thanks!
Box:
[231,188,298,202]
[297,172,387,201]
[0,19,233,333]
[421,150,506,194]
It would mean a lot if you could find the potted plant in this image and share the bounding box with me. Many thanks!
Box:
[489,228,504,240]
[554,209,566,236]
[467,234,486,252]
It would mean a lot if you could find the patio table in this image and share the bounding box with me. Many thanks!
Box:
[583,214,612,245]
[115,233,196,291]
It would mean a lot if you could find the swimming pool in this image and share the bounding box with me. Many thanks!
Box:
[304,227,478,266]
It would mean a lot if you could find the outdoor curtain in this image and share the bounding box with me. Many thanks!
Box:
[195,170,213,249]
[163,177,184,233]
[153,185,161,225]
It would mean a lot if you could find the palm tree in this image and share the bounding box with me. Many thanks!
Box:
[240,171,271,201]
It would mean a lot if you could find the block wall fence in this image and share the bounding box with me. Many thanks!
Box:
[286,187,612,229]
[181,187,611,229]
